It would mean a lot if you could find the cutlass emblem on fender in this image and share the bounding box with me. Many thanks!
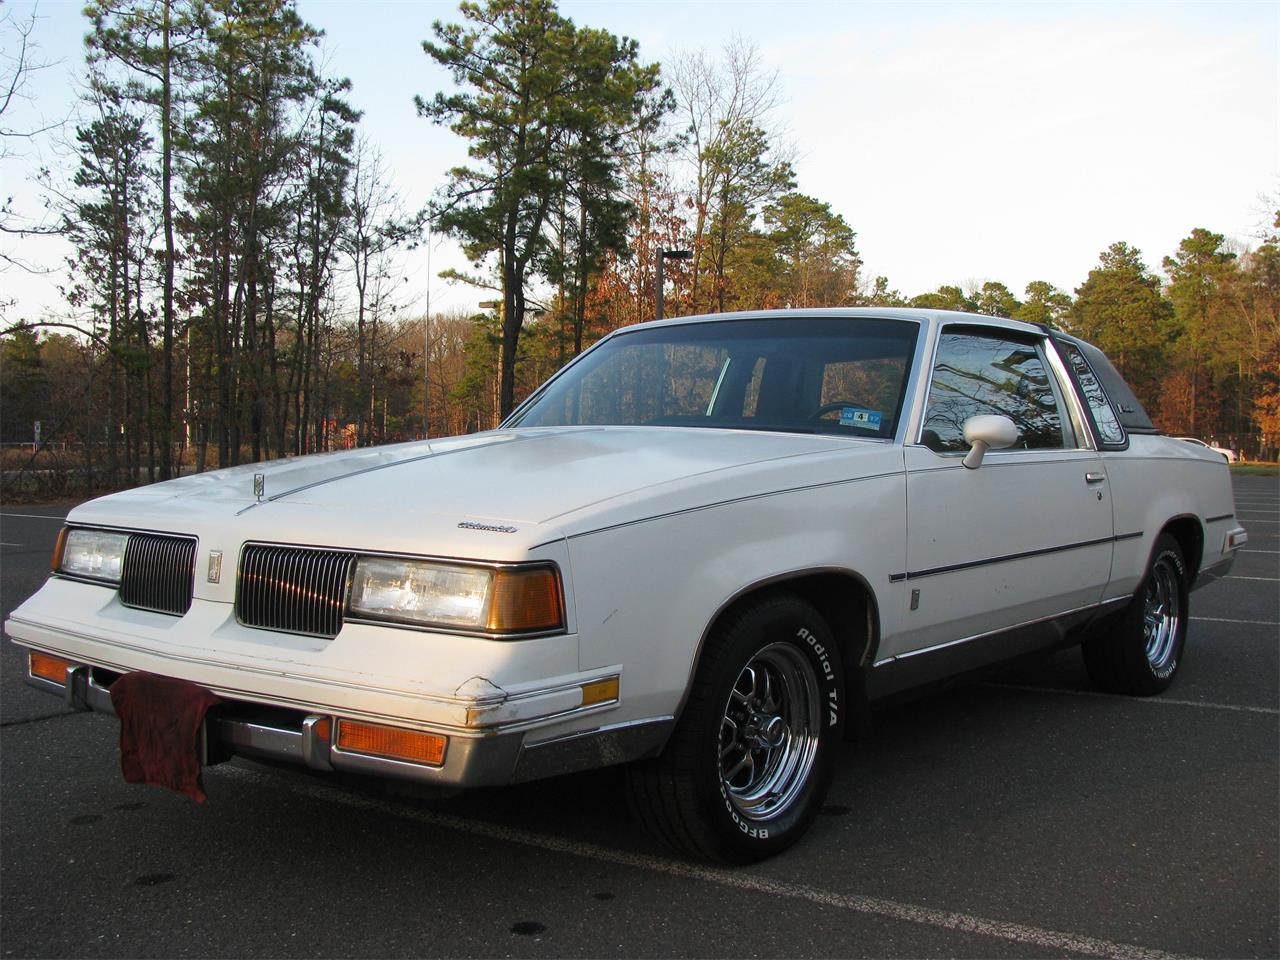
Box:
[457,521,518,534]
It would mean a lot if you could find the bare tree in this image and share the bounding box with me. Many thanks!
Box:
[0,2,65,286]
[340,136,421,445]
[671,37,794,311]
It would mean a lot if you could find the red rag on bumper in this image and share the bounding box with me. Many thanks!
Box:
[109,672,222,803]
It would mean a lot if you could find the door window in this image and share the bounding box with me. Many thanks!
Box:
[921,330,1072,452]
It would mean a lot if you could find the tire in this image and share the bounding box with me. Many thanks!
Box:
[626,594,845,863]
[1083,533,1188,696]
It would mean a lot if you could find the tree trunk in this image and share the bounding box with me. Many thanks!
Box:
[158,0,175,480]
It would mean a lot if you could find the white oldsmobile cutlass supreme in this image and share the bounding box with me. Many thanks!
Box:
[7,308,1247,862]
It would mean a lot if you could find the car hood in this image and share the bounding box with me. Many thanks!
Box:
[69,426,860,537]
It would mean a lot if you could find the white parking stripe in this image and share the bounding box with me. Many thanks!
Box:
[1192,616,1279,625]
[215,765,1189,960]
[1239,549,1280,554]
[1224,575,1280,582]
[986,682,1278,715]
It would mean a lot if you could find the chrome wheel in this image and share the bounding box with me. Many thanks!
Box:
[1143,556,1182,671]
[718,642,821,822]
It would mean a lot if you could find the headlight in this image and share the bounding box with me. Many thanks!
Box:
[55,528,130,583]
[348,557,564,636]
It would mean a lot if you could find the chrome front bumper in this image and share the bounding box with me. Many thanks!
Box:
[24,660,672,789]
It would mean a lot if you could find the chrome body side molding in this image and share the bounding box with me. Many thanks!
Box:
[868,597,1130,699]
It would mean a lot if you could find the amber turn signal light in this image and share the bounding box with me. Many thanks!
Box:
[30,651,72,685]
[51,526,69,573]
[486,567,564,634]
[336,720,447,767]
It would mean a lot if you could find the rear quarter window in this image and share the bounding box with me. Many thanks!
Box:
[1059,341,1126,447]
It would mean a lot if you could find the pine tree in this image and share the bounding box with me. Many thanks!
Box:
[418,0,666,416]
[1071,242,1174,416]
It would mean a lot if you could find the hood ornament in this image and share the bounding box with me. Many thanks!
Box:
[458,521,517,534]
[254,473,265,502]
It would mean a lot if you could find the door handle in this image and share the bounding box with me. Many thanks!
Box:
[1085,472,1106,484]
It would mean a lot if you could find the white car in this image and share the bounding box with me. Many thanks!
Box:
[1175,436,1236,463]
[6,308,1247,862]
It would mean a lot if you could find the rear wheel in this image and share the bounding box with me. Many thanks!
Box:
[626,594,844,863]
[1083,533,1188,695]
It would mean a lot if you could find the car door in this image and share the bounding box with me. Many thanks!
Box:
[886,324,1114,659]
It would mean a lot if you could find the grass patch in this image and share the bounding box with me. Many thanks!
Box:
[1230,462,1280,476]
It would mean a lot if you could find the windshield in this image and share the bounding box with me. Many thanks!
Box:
[508,316,919,439]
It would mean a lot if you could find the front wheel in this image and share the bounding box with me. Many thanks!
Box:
[626,594,845,863]
[1083,533,1188,696]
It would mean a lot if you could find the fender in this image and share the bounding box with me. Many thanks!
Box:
[670,565,882,727]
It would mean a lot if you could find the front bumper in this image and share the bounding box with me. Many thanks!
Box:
[20,652,673,790]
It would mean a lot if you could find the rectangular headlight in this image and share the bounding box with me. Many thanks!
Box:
[348,557,563,635]
[58,528,129,583]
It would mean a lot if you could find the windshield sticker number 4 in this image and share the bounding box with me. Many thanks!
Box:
[839,407,882,429]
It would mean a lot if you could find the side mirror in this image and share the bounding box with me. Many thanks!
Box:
[962,415,1018,469]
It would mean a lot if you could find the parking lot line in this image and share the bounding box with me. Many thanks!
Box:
[984,682,1278,715]
[215,764,1190,960]
[1224,575,1280,581]
[1192,616,1279,625]
[1240,549,1279,554]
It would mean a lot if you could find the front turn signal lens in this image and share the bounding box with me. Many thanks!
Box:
[30,651,72,684]
[336,720,447,767]
[51,527,69,573]
[487,567,564,634]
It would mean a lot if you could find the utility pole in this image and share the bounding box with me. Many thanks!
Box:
[655,246,692,320]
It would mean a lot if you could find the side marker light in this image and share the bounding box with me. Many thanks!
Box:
[30,652,72,684]
[580,676,620,707]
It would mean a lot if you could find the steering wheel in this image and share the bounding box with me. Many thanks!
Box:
[809,400,865,421]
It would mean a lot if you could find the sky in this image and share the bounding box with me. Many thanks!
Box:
[2,0,1277,324]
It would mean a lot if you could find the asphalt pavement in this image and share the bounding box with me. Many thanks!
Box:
[1,477,1276,958]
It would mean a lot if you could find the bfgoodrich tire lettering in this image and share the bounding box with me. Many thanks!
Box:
[1083,533,1188,696]
[626,594,845,863]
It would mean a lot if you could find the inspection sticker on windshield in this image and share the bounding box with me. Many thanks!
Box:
[840,407,882,429]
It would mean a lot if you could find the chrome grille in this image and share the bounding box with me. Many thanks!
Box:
[236,544,355,638]
[118,533,197,616]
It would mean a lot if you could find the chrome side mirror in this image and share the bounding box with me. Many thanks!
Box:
[962,415,1018,469]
